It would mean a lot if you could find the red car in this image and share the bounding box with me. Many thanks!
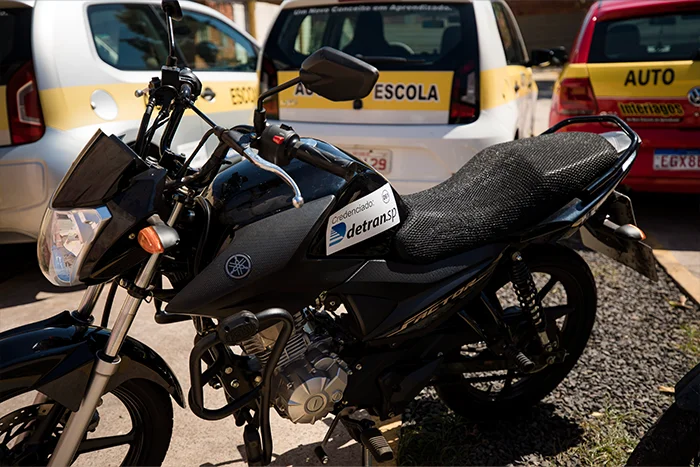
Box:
[549,0,700,193]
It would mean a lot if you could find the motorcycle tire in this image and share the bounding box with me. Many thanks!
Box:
[435,244,597,419]
[626,402,700,466]
[0,379,173,466]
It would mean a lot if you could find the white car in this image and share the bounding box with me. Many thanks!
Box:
[260,0,548,194]
[0,0,259,244]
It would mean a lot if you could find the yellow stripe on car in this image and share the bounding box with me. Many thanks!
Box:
[279,71,453,112]
[481,65,535,111]
[39,81,259,132]
[0,86,10,146]
[280,67,535,113]
[558,61,699,98]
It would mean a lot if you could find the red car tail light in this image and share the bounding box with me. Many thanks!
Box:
[260,57,279,120]
[449,63,478,124]
[7,61,45,145]
[556,77,597,116]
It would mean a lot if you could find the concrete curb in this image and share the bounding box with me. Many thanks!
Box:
[652,246,700,305]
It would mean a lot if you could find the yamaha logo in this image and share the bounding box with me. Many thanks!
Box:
[689,86,700,107]
[225,254,252,279]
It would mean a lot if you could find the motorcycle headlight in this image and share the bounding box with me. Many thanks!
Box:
[37,206,111,286]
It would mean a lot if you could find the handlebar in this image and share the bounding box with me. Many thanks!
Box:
[290,140,357,180]
[219,128,304,208]
[136,66,354,209]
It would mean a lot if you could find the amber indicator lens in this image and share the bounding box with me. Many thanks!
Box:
[137,226,164,254]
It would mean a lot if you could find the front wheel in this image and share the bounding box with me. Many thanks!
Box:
[627,403,700,466]
[0,379,173,466]
[435,244,597,418]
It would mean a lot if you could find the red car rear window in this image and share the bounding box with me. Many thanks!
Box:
[588,11,700,63]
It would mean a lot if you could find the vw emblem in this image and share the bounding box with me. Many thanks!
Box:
[225,254,252,280]
[689,86,700,107]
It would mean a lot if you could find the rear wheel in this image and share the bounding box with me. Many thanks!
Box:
[0,379,173,466]
[435,244,597,418]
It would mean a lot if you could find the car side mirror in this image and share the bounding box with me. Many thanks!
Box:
[528,46,569,67]
[299,47,379,102]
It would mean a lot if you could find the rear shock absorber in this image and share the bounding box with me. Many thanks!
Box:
[510,252,554,351]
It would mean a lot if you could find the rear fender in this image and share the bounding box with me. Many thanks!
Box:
[0,311,185,411]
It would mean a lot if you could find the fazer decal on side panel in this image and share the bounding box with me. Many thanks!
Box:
[326,183,399,255]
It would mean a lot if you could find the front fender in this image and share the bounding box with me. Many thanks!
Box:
[0,311,185,411]
[676,362,700,413]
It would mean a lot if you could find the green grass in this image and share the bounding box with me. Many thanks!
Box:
[553,407,641,466]
[397,405,641,466]
[679,324,700,358]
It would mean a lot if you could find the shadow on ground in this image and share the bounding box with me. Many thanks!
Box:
[0,244,83,309]
[631,192,700,253]
[200,417,359,466]
[399,401,584,466]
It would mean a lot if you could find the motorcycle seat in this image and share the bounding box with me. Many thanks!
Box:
[393,132,619,263]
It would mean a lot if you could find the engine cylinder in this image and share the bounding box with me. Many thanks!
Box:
[273,342,348,424]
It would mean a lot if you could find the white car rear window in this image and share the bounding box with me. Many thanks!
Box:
[268,2,477,71]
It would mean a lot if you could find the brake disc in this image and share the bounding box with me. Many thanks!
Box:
[0,403,56,464]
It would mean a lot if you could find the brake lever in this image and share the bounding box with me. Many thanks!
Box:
[242,147,304,208]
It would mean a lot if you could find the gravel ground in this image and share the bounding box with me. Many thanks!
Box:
[399,249,699,466]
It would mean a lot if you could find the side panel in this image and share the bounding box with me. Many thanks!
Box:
[166,196,335,316]
[331,243,507,339]
[0,312,184,411]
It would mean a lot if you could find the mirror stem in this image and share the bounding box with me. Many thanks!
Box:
[256,77,301,112]
[254,76,301,135]
[166,16,177,67]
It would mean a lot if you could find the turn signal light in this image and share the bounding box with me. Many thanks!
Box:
[137,227,165,254]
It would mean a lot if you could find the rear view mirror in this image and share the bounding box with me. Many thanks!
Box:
[529,46,569,67]
[299,47,379,102]
[161,0,183,21]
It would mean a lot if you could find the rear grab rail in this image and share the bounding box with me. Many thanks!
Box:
[541,115,641,199]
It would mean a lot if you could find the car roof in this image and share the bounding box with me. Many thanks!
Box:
[280,0,485,9]
[26,0,258,46]
[0,0,35,7]
[591,0,699,22]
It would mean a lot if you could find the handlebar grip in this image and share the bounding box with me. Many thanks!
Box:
[292,142,356,180]
[220,129,246,155]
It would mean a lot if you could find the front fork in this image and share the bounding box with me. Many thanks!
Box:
[47,203,183,466]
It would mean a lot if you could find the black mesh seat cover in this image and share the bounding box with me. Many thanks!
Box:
[394,132,618,263]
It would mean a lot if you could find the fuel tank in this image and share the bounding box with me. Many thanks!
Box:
[166,138,402,318]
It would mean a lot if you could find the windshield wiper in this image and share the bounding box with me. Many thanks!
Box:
[353,55,427,65]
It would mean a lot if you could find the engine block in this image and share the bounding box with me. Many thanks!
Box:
[239,311,349,424]
[272,340,349,424]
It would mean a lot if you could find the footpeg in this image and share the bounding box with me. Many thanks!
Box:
[505,346,535,372]
[361,427,394,463]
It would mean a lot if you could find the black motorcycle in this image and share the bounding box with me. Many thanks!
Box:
[627,362,700,466]
[0,1,658,465]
